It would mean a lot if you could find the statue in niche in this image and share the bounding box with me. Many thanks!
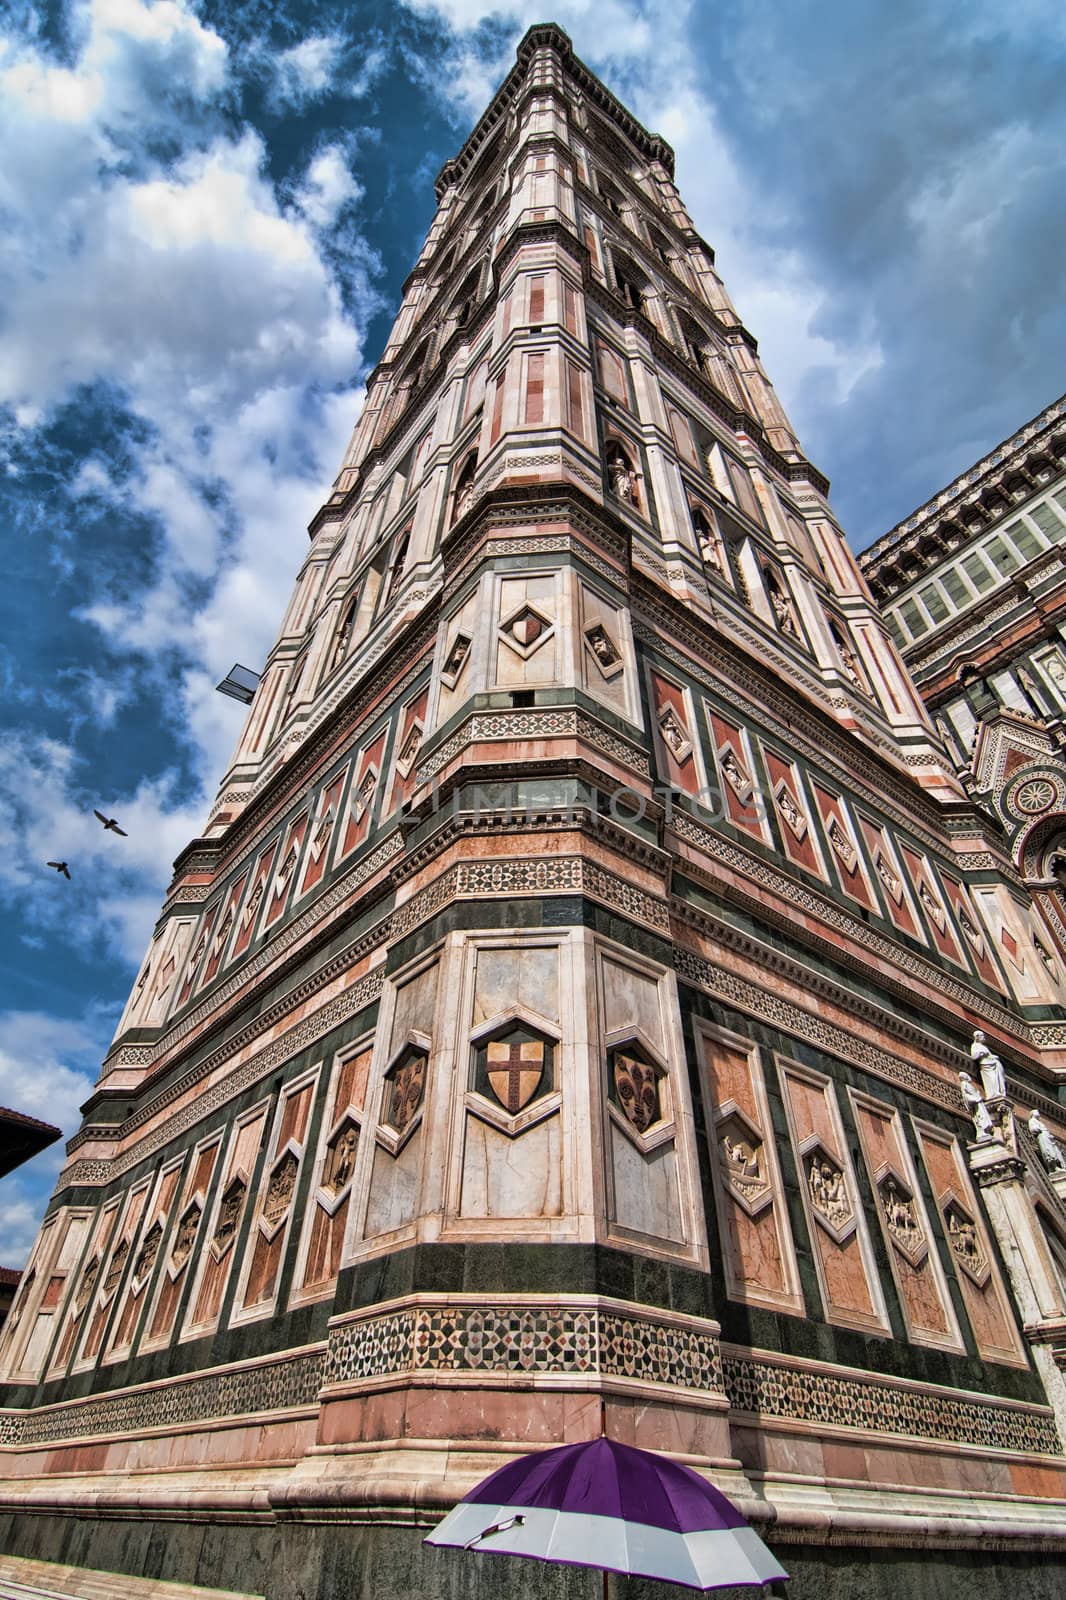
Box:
[918,880,946,931]
[970,1029,1007,1100]
[958,1070,995,1142]
[606,443,638,506]
[1029,1109,1066,1173]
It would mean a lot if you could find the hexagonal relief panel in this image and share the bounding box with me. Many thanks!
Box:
[475,1021,554,1116]
[943,1197,990,1285]
[875,1167,927,1266]
[804,1143,855,1243]
[716,1107,772,1217]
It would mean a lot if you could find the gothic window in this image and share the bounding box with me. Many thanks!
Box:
[434,246,455,286]
[612,256,646,314]
[648,226,673,269]
[451,266,482,329]
[328,587,360,674]
[597,172,625,218]
[604,439,640,510]
[451,451,478,525]
[381,529,410,609]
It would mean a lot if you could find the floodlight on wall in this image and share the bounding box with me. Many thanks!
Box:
[215,664,261,705]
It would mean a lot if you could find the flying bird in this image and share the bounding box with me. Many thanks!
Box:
[47,861,71,880]
[94,809,128,836]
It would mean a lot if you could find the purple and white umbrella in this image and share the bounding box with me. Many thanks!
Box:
[425,1437,788,1591]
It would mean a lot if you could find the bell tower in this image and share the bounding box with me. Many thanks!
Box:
[4,24,1066,1599]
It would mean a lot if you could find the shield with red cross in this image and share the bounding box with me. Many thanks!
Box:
[487,1036,545,1114]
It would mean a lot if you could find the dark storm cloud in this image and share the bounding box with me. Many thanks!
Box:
[688,0,1066,540]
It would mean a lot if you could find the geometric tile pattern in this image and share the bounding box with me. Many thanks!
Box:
[2,1318,1058,1457]
[0,1350,326,1447]
[326,1301,723,1391]
[722,1355,1062,1456]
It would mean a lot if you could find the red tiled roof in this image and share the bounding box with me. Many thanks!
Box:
[0,1105,62,1137]
[0,1268,22,1287]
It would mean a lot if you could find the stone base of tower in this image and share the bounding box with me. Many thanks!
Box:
[1,1504,1066,1600]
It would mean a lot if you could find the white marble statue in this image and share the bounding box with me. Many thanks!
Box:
[1028,1109,1066,1173]
[959,1071,995,1142]
[971,1029,1006,1100]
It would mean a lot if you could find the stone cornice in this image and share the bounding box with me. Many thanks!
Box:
[434,24,676,202]
[862,394,1066,582]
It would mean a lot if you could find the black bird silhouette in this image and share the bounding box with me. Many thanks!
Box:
[94,809,128,836]
[47,861,71,880]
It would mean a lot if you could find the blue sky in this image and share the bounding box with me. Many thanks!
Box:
[0,0,1063,1264]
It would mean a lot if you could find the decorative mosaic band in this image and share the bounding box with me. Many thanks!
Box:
[722,1355,1062,1457]
[391,855,671,940]
[0,1349,326,1449]
[324,1299,725,1394]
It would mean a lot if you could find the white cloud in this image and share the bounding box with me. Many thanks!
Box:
[295,142,364,229]
[271,33,342,106]
[0,1010,105,1267]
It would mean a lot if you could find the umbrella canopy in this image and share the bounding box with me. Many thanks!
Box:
[425,1437,787,1592]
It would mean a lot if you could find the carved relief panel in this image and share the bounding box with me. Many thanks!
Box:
[201,869,249,987]
[705,707,770,842]
[849,1091,963,1353]
[493,572,560,690]
[578,578,638,723]
[648,670,707,799]
[431,583,483,731]
[778,1058,891,1336]
[760,748,825,878]
[912,1120,1027,1367]
[337,731,388,860]
[446,936,568,1234]
[265,813,309,930]
[359,952,440,1251]
[231,840,278,963]
[105,1156,185,1362]
[75,1178,152,1370]
[0,1209,92,1384]
[297,768,349,898]
[141,1138,219,1353]
[899,847,966,968]
[291,1038,373,1305]
[597,943,705,1264]
[384,688,429,815]
[697,1023,803,1315]
[856,816,923,940]
[810,784,878,913]
[182,1103,268,1342]
[233,1067,320,1325]
[50,1197,124,1376]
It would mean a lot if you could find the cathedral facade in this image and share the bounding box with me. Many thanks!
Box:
[3,26,1066,1600]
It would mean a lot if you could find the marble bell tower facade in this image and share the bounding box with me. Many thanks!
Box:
[4,25,1066,1599]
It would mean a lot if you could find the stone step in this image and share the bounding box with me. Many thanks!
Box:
[0,1556,263,1600]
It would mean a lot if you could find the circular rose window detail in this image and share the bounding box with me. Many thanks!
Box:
[1016,779,1057,815]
